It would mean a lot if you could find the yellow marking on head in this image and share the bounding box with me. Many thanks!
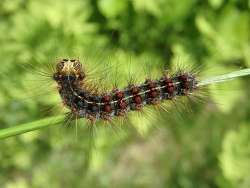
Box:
[56,59,85,78]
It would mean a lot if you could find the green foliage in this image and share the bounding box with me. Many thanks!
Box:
[220,125,250,188]
[0,0,249,187]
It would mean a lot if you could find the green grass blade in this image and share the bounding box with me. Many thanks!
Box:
[0,115,65,139]
[198,68,250,86]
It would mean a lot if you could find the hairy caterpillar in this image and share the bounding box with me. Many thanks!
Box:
[0,54,250,140]
[52,58,250,123]
[2,53,250,126]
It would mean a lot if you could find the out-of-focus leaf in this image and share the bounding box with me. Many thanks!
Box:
[208,0,224,9]
[98,0,128,18]
[220,125,250,188]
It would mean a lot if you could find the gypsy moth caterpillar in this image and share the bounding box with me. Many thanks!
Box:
[53,58,198,122]
[1,49,250,138]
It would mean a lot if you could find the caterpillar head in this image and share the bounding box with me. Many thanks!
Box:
[53,59,85,82]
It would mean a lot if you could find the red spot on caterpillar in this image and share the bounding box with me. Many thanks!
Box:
[178,75,189,91]
[104,104,112,113]
[130,85,140,94]
[134,95,142,104]
[149,90,158,98]
[145,80,159,104]
[164,78,175,95]
[115,91,124,99]
[102,95,111,103]
[133,95,143,110]
[118,100,127,109]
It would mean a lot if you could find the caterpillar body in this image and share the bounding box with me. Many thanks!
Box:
[53,59,198,121]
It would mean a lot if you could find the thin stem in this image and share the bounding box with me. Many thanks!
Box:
[198,68,250,86]
[0,115,65,139]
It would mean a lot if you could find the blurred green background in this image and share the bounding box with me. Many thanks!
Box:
[0,0,250,187]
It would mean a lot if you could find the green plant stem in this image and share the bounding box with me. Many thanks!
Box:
[198,68,250,86]
[0,115,65,139]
